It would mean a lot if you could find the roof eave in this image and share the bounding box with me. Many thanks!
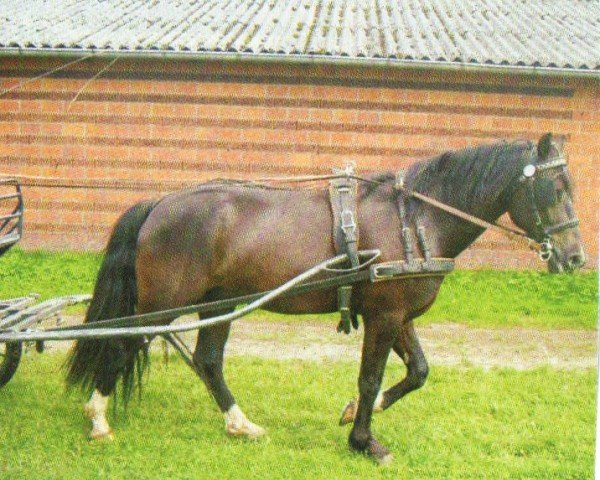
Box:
[0,47,598,79]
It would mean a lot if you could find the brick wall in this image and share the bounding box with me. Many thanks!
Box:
[0,56,597,268]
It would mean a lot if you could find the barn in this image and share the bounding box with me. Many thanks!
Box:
[0,0,598,268]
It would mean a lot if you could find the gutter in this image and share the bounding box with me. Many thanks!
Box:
[0,47,598,80]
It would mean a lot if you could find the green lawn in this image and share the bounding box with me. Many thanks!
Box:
[0,353,595,479]
[1,249,596,329]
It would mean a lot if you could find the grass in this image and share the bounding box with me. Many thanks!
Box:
[0,352,595,479]
[0,249,101,300]
[0,248,597,329]
[422,268,598,329]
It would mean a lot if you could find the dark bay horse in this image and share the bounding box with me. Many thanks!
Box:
[67,133,584,463]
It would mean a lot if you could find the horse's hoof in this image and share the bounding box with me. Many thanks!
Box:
[224,404,267,439]
[377,453,394,466]
[339,399,357,426]
[226,422,266,440]
[367,438,392,465]
[89,429,114,441]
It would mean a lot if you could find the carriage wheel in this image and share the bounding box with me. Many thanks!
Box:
[0,342,22,387]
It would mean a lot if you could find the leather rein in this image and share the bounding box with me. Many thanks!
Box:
[254,149,579,262]
[5,149,578,263]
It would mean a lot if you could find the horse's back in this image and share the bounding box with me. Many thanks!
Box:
[135,183,336,310]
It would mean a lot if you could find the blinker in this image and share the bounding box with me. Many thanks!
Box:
[534,178,558,208]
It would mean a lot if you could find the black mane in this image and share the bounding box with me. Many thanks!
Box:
[405,140,533,215]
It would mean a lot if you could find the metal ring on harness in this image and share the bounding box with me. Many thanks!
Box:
[538,239,553,261]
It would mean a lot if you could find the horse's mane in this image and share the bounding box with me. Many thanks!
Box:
[403,140,533,212]
[182,140,531,206]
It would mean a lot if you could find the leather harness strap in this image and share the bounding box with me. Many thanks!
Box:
[329,172,360,334]
[329,176,360,267]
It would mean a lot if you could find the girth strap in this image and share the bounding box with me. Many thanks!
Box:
[329,174,360,334]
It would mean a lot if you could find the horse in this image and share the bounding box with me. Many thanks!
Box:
[66,133,585,464]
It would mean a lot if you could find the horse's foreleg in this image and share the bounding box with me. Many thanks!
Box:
[339,320,427,424]
[193,319,266,439]
[379,320,429,410]
[348,313,398,465]
[84,390,113,440]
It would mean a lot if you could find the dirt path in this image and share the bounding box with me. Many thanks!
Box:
[47,315,596,370]
[222,318,596,370]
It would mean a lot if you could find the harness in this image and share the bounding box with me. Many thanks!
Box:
[329,145,580,333]
[329,165,448,334]
[328,166,361,333]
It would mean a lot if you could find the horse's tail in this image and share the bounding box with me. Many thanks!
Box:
[66,200,156,405]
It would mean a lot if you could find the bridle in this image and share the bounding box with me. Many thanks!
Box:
[517,145,580,261]
[391,144,580,263]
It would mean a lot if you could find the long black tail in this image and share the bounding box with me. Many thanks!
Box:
[66,200,155,404]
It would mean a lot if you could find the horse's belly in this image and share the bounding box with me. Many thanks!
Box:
[262,288,339,315]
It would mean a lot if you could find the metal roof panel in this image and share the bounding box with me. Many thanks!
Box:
[0,0,597,70]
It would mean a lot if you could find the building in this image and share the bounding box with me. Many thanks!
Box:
[0,0,598,268]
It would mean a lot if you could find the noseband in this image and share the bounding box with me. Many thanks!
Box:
[518,149,580,261]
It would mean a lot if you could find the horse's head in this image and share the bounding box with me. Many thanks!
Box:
[507,133,585,273]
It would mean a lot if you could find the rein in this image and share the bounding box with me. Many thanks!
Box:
[3,151,574,259]
[254,169,546,255]
[250,168,548,257]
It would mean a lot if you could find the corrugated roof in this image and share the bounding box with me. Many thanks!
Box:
[0,0,598,71]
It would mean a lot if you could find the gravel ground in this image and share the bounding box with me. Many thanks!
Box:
[40,314,597,370]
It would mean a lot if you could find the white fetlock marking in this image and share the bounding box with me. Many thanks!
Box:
[373,391,384,412]
[84,390,113,439]
[224,404,266,439]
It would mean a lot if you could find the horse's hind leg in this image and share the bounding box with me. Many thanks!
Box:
[340,319,427,425]
[83,336,147,440]
[84,390,113,440]
[192,316,266,439]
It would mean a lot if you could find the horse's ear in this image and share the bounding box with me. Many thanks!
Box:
[537,133,553,160]
[552,134,567,153]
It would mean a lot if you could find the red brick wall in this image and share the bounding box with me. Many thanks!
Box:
[0,56,597,268]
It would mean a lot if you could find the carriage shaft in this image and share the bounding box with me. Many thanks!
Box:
[0,253,370,343]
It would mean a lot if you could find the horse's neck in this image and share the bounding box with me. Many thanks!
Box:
[407,153,521,259]
[427,199,509,259]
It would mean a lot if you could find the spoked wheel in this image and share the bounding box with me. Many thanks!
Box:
[0,342,22,387]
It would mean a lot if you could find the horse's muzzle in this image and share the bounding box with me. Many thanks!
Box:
[548,247,586,273]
